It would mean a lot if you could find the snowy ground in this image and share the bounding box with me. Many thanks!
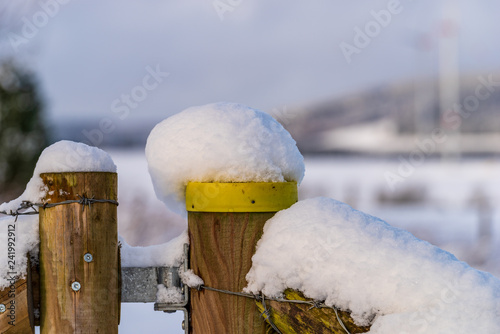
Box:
[103,150,500,333]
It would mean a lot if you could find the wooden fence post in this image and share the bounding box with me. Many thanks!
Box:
[0,256,34,333]
[38,172,120,333]
[186,182,297,333]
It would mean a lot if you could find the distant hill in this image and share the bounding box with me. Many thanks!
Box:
[284,72,500,154]
[53,72,500,154]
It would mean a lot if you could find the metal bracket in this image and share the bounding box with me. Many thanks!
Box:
[154,244,190,334]
[121,244,190,334]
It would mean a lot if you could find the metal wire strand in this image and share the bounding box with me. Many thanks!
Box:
[333,307,351,334]
[2,195,351,334]
[261,294,282,334]
[197,284,352,334]
[0,195,119,217]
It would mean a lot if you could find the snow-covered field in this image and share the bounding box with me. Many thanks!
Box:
[107,150,500,333]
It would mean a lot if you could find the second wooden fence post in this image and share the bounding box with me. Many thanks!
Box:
[186,181,297,333]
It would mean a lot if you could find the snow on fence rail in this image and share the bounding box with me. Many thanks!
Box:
[1,103,500,334]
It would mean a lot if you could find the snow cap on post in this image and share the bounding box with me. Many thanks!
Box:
[0,140,116,213]
[145,102,305,215]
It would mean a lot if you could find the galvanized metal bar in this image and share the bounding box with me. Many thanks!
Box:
[121,244,190,334]
[121,267,159,303]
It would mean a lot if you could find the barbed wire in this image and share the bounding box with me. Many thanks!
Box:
[197,284,351,334]
[260,294,282,334]
[3,194,349,333]
[0,195,119,219]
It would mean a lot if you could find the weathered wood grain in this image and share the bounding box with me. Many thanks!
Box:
[189,211,274,334]
[256,290,371,334]
[39,172,119,333]
[0,256,34,334]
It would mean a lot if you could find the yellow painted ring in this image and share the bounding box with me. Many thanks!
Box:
[186,182,298,212]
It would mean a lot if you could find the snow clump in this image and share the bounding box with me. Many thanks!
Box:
[145,102,304,215]
[0,140,116,213]
[0,215,39,289]
[119,230,188,268]
[156,285,184,304]
[245,197,500,333]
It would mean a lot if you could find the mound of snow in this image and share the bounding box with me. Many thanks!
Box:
[0,141,116,289]
[145,102,304,215]
[0,215,39,289]
[120,230,188,268]
[0,140,116,213]
[245,197,500,333]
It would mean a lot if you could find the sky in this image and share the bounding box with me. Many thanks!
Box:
[1,0,500,128]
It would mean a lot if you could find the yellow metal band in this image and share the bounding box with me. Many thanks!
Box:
[186,182,298,212]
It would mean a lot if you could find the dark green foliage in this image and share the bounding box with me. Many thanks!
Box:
[0,61,48,193]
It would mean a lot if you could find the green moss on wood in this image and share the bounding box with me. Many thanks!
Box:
[255,289,371,334]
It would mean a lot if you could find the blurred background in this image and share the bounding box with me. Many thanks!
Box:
[1,0,499,332]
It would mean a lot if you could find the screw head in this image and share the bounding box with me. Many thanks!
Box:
[0,304,5,313]
[182,320,185,330]
[84,253,93,263]
[71,281,81,292]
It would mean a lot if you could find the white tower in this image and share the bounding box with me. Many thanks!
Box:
[438,0,461,160]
